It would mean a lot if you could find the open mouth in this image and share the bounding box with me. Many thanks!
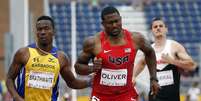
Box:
[112,29,120,34]
[39,37,47,41]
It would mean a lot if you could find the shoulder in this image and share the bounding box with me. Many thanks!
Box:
[83,36,96,46]
[13,47,30,63]
[57,51,70,61]
[167,39,188,57]
[169,39,185,50]
[56,51,72,71]
[15,47,29,56]
[131,32,146,42]
[84,32,100,44]
[169,39,181,45]
[57,51,71,67]
[83,32,101,52]
[131,32,149,49]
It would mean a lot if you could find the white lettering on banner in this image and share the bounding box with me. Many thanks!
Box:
[28,71,54,89]
[157,70,174,86]
[100,69,127,86]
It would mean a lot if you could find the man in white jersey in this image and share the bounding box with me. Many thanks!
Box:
[133,17,197,101]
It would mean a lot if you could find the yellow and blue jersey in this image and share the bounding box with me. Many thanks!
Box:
[17,43,60,101]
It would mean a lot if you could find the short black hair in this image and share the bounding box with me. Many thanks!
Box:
[36,15,55,29]
[101,6,120,20]
[150,17,167,29]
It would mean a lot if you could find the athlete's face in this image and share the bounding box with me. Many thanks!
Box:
[102,12,122,37]
[36,20,54,46]
[151,20,167,37]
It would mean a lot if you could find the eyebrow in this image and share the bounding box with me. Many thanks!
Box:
[153,24,164,27]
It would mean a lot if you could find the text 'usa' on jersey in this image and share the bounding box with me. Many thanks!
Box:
[92,29,137,95]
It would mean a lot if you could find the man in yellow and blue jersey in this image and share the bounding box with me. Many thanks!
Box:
[6,16,92,101]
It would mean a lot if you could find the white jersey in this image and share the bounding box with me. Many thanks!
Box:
[152,39,173,70]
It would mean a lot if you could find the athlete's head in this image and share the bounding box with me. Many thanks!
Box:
[101,6,122,37]
[36,15,55,46]
[150,17,168,38]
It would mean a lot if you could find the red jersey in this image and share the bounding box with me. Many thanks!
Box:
[93,29,137,95]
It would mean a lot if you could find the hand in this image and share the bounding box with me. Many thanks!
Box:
[150,80,160,97]
[132,77,136,86]
[161,53,173,64]
[86,73,96,87]
[92,57,102,72]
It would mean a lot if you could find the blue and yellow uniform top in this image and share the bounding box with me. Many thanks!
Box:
[17,43,60,101]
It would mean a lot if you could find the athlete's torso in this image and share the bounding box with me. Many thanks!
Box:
[17,43,60,101]
[149,40,180,101]
[93,29,137,95]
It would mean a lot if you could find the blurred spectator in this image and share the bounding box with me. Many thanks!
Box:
[0,80,8,101]
[187,81,200,101]
[185,94,190,101]
[90,0,99,7]
[132,0,152,11]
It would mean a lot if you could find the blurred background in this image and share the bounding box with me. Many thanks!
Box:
[0,0,201,101]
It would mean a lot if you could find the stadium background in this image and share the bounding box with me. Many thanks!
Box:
[0,0,201,101]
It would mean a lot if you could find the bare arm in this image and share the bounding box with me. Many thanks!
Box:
[133,55,146,78]
[74,36,101,75]
[133,33,159,95]
[133,33,157,80]
[162,41,197,71]
[59,51,91,89]
[132,56,146,83]
[6,48,29,101]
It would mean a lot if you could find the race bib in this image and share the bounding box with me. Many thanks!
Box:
[100,69,127,86]
[157,70,174,86]
[28,71,54,89]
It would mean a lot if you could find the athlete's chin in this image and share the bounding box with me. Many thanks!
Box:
[155,33,163,37]
[39,41,48,46]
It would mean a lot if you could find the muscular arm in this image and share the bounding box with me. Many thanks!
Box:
[74,36,96,75]
[133,33,157,80]
[133,53,146,78]
[59,51,90,89]
[6,48,29,101]
[133,33,159,95]
[132,56,146,82]
[170,41,197,71]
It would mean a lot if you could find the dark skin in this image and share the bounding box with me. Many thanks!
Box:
[75,12,160,95]
[6,19,90,101]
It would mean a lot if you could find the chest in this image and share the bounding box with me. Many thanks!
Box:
[96,42,136,68]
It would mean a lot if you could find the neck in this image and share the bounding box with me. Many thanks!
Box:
[108,31,124,45]
[36,43,52,54]
[154,35,166,47]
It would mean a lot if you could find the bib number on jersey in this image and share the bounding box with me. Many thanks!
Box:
[157,70,174,86]
[28,71,54,89]
[100,69,127,86]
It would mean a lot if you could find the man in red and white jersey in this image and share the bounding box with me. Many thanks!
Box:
[74,6,160,101]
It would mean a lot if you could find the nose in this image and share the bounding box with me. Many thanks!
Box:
[112,22,118,28]
[40,29,46,36]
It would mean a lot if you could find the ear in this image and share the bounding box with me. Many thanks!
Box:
[101,21,104,25]
[101,22,105,28]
